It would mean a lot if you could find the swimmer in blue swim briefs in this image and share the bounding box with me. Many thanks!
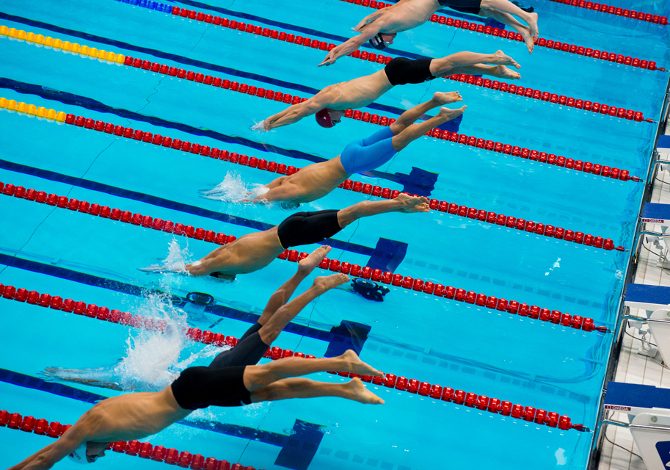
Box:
[256,92,466,205]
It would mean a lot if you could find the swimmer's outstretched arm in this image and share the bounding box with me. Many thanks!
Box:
[261,99,324,130]
[10,421,89,470]
[319,28,379,66]
[41,367,123,391]
[353,9,385,31]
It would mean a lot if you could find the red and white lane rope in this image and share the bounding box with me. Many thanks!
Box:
[158,6,657,119]
[0,283,590,431]
[0,183,610,333]
[549,0,668,25]
[0,26,648,181]
[0,96,627,251]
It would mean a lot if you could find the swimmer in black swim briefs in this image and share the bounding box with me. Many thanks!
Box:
[319,0,539,64]
[181,193,431,278]
[46,247,341,391]
[256,50,519,131]
[13,346,383,467]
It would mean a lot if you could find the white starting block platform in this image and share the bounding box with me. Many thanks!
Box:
[604,382,670,470]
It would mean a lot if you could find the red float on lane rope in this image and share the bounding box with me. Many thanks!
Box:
[0,185,612,333]
[0,284,592,431]
[549,0,668,25]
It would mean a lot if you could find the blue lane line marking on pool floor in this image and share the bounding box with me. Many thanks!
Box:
[0,253,370,350]
[0,9,464,137]
[121,0,424,59]
[0,11,412,117]
[0,158,375,257]
[0,368,322,451]
[0,75,443,194]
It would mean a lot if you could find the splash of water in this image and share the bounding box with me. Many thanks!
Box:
[114,293,224,391]
[202,171,268,203]
[140,239,192,276]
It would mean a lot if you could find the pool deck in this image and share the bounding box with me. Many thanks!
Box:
[597,120,670,470]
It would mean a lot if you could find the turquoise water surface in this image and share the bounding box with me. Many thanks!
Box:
[1,0,669,468]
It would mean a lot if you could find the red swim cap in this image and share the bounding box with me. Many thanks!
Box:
[315,109,335,128]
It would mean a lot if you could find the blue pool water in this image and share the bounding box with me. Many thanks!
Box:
[1,0,669,468]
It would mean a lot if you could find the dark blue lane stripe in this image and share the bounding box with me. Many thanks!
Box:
[0,11,408,117]
[0,368,287,445]
[0,76,412,185]
[165,0,502,41]
[0,253,332,342]
[150,0,424,58]
[0,158,374,256]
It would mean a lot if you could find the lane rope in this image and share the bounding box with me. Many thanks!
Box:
[105,3,658,120]
[548,0,668,25]
[0,25,647,183]
[0,282,590,431]
[0,180,610,333]
[0,96,627,252]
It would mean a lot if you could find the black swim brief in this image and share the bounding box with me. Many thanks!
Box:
[277,210,342,249]
[383,58,435,86]
[437,0,482,14]
[208,329,269,369]
[171,365,251,410]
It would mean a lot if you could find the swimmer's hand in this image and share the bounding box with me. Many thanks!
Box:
[319,51,337,67]
[251,120,269,132]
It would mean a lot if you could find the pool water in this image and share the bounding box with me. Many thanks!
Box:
[0,0,669,468]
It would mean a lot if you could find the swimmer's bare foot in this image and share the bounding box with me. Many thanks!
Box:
[527,11,539,39]
[393,193,431,213]
[340,350,384,377]
[313,273,350,293]
[432,91,462,105]
[298,246,331,275]
[438,105,467,121]
[345,378,385,404]
[493,65,521,80]
[493,50,521,69]
[519,27,535,54]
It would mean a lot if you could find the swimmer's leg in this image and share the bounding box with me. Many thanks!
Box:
[335,194,431,228]
[391,105,467,151]
[338,95,463,174]
[258,273,349,345]
[244,349,382,390]
[480,0,539,37]
[481,8,535,53]
[258,245,332,325]
[389,92,462,134]
[250,377,384,404]
[208,246,332,368]
[431,50,520,77]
